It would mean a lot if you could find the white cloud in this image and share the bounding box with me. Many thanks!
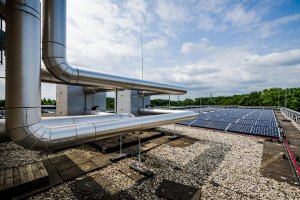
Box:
[257,13,300,38]
[272,13,300,26]
[148,45,300,98]
[197,15,215,30]
[242,49,300,67]
[195,0,227,14]
[224,4,260,26]
[155,0,189,24]
[180,38,210,54]
[144,38,168,53]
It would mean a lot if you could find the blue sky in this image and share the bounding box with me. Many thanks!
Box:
[2,0,300,100]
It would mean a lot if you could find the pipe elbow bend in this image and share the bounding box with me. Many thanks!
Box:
[7,123,52,151]
[43,56,79,84]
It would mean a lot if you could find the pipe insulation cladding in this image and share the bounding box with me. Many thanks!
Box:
[42,0,186,95]
[5,0,196,151]
[41,67,113,94]
[0,114,135,141]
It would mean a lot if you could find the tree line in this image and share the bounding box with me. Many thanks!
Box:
[0,88,299,111]
[151,88,300,112]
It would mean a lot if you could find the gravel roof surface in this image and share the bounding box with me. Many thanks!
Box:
[1,124,300,199]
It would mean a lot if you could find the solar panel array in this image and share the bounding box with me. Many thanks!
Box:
[178,108,279,138]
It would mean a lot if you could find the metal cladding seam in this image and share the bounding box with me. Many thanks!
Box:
[42,0,186,95]
[6,0,196,151]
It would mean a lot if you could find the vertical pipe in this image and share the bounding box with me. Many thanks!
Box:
[6,0,42,133]
[115,88,118,114]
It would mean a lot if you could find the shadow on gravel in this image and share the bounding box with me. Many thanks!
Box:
[66,138,232,200]
[70,175,135,200]
[122,138,232,199]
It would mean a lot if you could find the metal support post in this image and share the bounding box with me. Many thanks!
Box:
[138,131,141,163]
[120,134,123,155]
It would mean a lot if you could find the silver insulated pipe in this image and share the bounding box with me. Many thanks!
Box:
[0,114,135,141]
[139,108,191,115]
[42,0,186,95]
[41,67,113,94]
[6,0,196,151]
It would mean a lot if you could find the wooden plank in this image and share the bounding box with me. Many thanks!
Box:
[44,165,57,175]
[53,160,76,172]
[66,152,89,165]
[25,165,34,182]
[78,162,98,173]
[59,162,98,181]
[90,154,112,168]
[49,155,69,165]
[42,159,51,167]
[11,173,62,200]
[36,162,48,178]
[12,167,21,187]
[19,166,28,184]
[31,163,43,179]
[92,131,164,153]
[141,142,160,152]
[0,170,5,190]
[5,169,13,189]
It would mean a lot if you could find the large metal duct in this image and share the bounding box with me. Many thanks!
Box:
[41,67,114,94]
[6,0,196,151]
[0,113,134,141]
[42,0,186,95]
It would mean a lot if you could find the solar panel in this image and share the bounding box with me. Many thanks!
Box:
[227,123,252,134]
[192,119,212,128]
[206,121,230,130]
[177,108,279,138]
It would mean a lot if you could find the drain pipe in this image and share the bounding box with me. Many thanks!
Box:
[6,0,196,151]
[42,0,186,95]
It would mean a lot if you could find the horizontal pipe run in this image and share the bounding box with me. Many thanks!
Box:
[139,108,194,115]
[41,111,197,151]
[41,67,113,94]
[0,113,135,141]
[138,91,166,96]
[42,0,186,95]
[17,110,195,151]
